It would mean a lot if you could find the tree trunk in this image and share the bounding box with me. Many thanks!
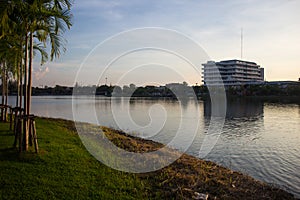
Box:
[4,65,8,121]
[16,40,23,108]
[1,64,4,121]
[23,31,34,151]
[16,61,19,107]
[23,32,29,151]
[4,63,8,118]
[24,33,28,117]
[16,57,20,108]
[1,65,4,105]
[19,58,23,108]
[27,32,33,117]
[1,63,8,122]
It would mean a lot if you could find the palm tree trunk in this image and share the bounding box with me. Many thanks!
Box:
[19,58,23,108]
[4,68,8,122]
[24,32,34,152]
[1,65,4,106]
[1,64,4,121]
[23,32,29,151]
[16,60,20,107]
[24,33,28,116]
[16,50,22,108]
[2,63,7,122]
[27,32,33,117]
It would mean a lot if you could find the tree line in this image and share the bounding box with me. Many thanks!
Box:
[2,81,299,97]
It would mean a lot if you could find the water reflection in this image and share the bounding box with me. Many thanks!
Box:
[204,98,264,119]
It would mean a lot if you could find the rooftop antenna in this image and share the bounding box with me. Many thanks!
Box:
[241,28,243,60]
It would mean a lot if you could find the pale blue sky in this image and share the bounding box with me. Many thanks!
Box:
[33,0,300,86]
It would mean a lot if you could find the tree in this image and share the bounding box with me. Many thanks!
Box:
[0,36,19,121]
[0,0,73,151]
[28,1,72,114]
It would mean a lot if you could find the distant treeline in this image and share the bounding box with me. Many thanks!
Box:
[1,81,300,97]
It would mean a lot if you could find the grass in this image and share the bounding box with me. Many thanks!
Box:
[0,117,296,200]
[0,118,147,200]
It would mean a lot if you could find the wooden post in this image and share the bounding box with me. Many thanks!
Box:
[32,119,38,153]
[28,115,35,147]
[18,117,23,152]
[9,106,13,130]
[13,116,19,148]
[4,106,7,122]
[22,116,29,151]
[13,108,17,132]
[13,107,22,132]
[0,105,3,122]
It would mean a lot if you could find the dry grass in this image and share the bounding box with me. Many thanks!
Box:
[101,126,295,200]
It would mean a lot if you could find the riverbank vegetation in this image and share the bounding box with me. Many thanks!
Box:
[0,117,295,199]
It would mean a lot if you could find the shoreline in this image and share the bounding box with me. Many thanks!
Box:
[0,117,296,199]
[81,119,297,199]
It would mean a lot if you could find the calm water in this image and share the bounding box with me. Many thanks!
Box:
[8,96,300,197]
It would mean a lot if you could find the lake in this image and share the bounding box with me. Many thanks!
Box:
[8,96,300,197]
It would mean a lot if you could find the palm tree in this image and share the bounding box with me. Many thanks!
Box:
[0,0,73,151]
[26,0,72,119]
[1,0,27,115]
[0,36,17,121]
[23,0,72,150]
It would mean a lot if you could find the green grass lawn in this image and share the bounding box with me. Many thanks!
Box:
[0,118,150,200]
[0,118,295,200]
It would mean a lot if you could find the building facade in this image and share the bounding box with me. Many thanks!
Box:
[202,59,264,86]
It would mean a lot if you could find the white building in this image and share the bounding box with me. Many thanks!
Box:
[202,59,264,86]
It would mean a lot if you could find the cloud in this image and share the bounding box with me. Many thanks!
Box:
[34,67,50,80]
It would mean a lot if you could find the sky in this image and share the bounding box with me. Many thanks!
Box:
[33,0,300,87]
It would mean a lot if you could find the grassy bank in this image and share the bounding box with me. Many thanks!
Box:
[0,118,296,199]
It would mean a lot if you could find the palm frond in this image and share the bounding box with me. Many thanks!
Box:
[33,42,48,65]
